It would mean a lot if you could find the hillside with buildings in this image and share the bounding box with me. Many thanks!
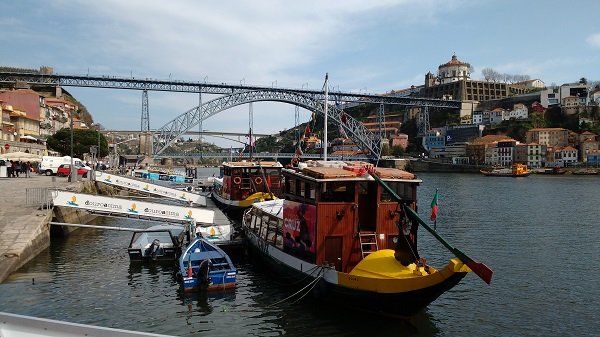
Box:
[400,55,600,167]
[0,66,98,157]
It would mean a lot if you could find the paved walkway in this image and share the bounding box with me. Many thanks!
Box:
[0,174,81,282]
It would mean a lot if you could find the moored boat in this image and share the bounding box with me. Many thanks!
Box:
[572,168,599,175]
[535,167,566,175]
[242,161,489,317]
[480,163,530,177]
[177,236,237,293]
[127,224,186,262]
[212,161,283,210]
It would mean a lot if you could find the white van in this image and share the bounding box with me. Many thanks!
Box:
[39,156,86,176]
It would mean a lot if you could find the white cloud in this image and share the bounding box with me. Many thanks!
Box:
[586,33,600,49]
[60,0,468,85]
[66,1,401,83]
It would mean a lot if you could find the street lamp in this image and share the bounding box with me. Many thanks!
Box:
[92,123,101,170]
[69,107,75,181]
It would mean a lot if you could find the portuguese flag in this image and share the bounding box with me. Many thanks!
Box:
[430,189,439,222]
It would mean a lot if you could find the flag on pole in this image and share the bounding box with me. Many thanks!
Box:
[430,189,439,222]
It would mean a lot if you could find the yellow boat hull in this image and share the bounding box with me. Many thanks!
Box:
[322,250,470,316]
[338,250,470,293]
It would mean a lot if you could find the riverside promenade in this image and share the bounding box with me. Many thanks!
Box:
[0,175,83,283]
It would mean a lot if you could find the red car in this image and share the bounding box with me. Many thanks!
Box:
[57,164,88,178]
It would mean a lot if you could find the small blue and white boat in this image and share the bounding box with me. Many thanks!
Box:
[178,236,237,292]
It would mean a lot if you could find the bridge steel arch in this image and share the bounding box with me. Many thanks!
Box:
[153,90,383,159]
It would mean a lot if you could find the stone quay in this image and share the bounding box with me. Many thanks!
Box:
[0,174,90,283]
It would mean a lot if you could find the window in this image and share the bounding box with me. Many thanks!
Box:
[381,182,413,202]
[286,178,296,195]
[308,183,315,199]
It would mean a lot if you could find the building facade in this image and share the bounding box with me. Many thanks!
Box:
[586,150,600,165]
[539,84,588,108]
[515,143,546,168]
[553,146,578,167]
[526,128,569,147]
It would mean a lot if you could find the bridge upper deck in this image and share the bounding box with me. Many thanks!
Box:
[0,71,461,108]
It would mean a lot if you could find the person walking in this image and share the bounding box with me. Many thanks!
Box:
[21,161,29,178]
[12,161,19,178]
[7,160,13,178]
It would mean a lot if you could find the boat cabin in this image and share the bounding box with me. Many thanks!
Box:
[247,161,421,273]
[218,161,283,200]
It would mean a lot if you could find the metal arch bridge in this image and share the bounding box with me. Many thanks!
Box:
[153,89,393,159]
[0,71,462,159]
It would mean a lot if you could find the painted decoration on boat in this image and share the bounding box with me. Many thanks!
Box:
[222,176,231,196]
[283,200,316,260]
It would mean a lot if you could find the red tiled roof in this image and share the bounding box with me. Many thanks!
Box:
[528,128,568,132]
[441,54,470,67]
[471,134,512,145]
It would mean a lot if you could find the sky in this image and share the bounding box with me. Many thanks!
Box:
[1,0,600,147]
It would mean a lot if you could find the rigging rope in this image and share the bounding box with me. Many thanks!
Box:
[267,267,324,307]
[267,264,322,286]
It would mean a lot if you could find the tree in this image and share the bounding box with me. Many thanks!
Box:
[390,145,405,157]
[544,106,563,128]
[380,143,390,157]
[530,112,547,128]
[480,67,531,84]
[46,128,108,158]
[481,68,500,82]
[254,135,278,153]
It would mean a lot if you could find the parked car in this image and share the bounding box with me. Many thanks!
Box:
[56,164,88,178]
[39,156,86,176]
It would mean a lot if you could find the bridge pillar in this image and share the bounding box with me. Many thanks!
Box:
[138,132,153,155]
[141,90,150,132]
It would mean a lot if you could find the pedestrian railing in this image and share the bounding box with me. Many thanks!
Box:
[25,187,53,210]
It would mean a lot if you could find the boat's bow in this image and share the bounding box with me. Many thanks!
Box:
[328,250,470,316]
[341,250,470,293]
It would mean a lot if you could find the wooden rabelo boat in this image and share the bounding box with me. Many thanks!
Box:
[480,163,530,177]
[242,161,491,317]
[212,161,283,210]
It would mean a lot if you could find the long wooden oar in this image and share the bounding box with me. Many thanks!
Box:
[369,171,493,284]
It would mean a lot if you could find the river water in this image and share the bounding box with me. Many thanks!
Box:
[0,172,598,336]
